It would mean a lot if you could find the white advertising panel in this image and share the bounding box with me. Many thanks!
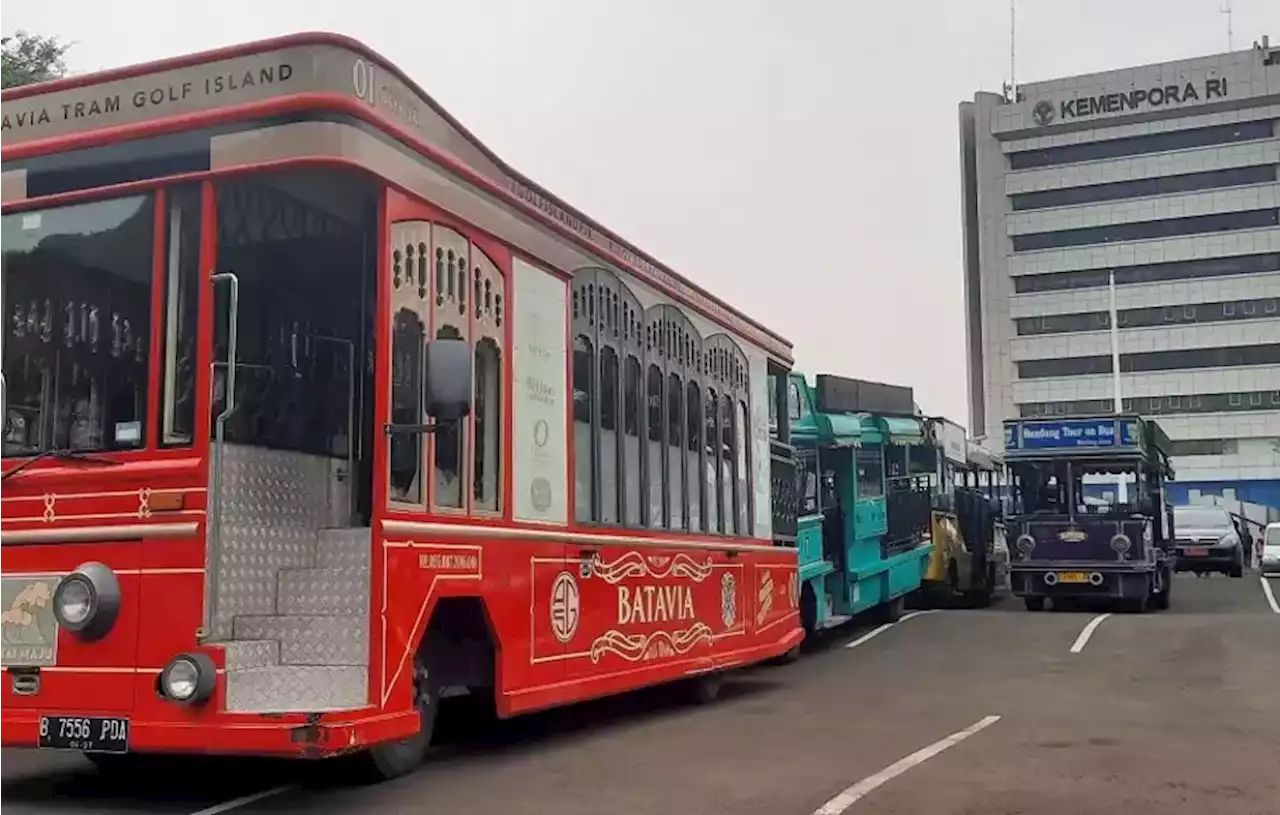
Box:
[512,258,569,525]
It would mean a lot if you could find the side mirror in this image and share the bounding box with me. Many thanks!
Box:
[423,338,472,423]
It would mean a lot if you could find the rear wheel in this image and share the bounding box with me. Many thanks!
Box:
[690,673,723,704]
[1024,596,1045,612]
[880,595,905,623]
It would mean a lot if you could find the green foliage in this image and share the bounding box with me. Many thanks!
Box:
[2,31,70,89]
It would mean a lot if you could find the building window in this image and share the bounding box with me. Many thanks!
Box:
[1008,120,1274,170]
[1014,296,1280,336]
[1017,344,1280,379]
[1009,164,1277,211]
[1012,209,1279,253]
[1020,390,1280,417]
[1014,253,1280,294]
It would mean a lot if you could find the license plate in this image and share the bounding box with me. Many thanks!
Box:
[1056,571,1090,584]
[38,716,129,753]
[1183,547,1208,556]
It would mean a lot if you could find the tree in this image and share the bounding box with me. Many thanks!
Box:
[2,31,70,89]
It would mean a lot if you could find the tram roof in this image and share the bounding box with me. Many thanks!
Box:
[0,32,793,362]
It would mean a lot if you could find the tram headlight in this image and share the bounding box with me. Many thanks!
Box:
[159,652,215,705]
[1016,534,1036,558]
[1110,534,1132,556]
[53,562,120,641]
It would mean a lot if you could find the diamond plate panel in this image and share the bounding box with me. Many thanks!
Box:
[224,665,368,713]
[222,640,279,671]
[316,528,372,569]
[276,567,369,616]
[233,615,368,666]
[207,445,339,638]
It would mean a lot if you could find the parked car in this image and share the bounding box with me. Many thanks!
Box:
[1172,505,1245,577]
[1261,522,1280,577]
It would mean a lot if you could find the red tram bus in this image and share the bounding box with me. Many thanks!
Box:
[0,33,802,778]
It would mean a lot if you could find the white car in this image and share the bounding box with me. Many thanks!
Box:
[1261,522,1280,576]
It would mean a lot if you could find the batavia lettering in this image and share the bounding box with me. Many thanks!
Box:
[1,62,294,132]
[616,585,695,625]
[1059,78,1226,120]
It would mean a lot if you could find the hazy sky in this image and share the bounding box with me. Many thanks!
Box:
[4,0,1279,424]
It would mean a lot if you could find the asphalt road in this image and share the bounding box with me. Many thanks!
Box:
[3,573,1277,815]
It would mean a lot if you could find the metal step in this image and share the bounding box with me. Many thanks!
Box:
[232,615,368,666]
[276,566,368,616]
[221,639,279,671]
[224,664,369,714]
[817,613,854,631]
[316,528,371,569]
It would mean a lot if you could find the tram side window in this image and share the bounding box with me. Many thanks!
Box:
[388,310,425,503]
[647,364,665,527]
[473,337,502,513]
[2,194,154,457]
[623,356,643,526]
[160,185,201,446]
[737,400,751,534]
[706,386,722,532]
[721,394,737,534]
[856,446,884,499]
[573,334,595,523]
[686,382,703,531]
[433,326,466,509]
[600,347,620,524]
[668,373,685,529]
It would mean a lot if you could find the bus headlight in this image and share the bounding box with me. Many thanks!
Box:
[1016,535,1036,557]
[160,652,215,705]
[1110,534,1132,556]
[53,562,120,641]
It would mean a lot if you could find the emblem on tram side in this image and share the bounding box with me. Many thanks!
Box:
[550,571,580,643]
[1058,528,1087,543]
[1,576,60,666]
[720,573,737,629]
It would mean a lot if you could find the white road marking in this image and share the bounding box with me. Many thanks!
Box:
[1261,577,1280,615]
[811,715,1001,814]
[1069,613,1112,654]
[844,610,939,649]
[188,785,297,815]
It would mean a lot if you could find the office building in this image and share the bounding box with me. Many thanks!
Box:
[960,36,1280,505]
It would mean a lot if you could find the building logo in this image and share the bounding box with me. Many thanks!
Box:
[1,576,60,666]
[1032,100,1055,126]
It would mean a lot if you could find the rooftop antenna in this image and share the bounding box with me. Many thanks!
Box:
[1220,0,1234,51]
[1009,0,1017,101]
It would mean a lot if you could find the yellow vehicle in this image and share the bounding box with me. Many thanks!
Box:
[915,419,1004,608]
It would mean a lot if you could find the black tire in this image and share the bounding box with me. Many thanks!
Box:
[881,595,905,623]
[1124,594,1149,614]
[1024,596,1045,612]
[1229,554,1244,578]
[359,655,438,782]
[770,643,802,665]
[690,673,723,704]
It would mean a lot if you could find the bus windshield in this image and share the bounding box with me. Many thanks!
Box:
[2,195,155,457]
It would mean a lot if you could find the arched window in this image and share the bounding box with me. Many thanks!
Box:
[470,243,505,514]
[573,333,595,523]
[570,267,643,526]
[646,363,664,527]
[668,372,684,530]
[705,386,721,533]
[686,381,703,532]
[387,223,432,508]
[431,226,471,511]
[704,333,752,536]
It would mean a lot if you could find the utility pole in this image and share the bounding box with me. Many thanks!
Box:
[1221,0,1234,51]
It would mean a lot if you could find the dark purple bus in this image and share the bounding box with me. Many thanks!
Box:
[1003,415,1175,613]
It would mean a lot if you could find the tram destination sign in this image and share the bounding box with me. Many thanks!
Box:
[1004,418,1140,453]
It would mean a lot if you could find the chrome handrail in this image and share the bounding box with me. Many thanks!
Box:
[202,271,239,642]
